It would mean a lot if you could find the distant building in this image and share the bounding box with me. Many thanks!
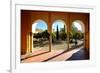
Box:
[34,28,43,33]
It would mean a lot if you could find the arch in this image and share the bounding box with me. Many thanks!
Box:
[31,19,49,53]
[51,19,68,50]
[32,19,48,33]
[52,20,67,32]
[69,20,85,49]
[72,20,85,33]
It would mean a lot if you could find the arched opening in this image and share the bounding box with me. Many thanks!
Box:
[31,20,49,55]
[52,20,68,51]
[69,20,85,49]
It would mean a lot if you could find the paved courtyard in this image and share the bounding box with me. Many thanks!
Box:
[21,40,85,63]
[21,47,85,63]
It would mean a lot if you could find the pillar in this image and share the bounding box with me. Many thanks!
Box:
[26,32,33,53]
[48,13,52,52]
[66,13,70,51]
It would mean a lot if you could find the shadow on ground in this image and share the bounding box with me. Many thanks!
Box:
[67,48,89,60]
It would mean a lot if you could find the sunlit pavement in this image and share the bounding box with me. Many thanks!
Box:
[21,50,63,63]
[21,46,86,63]
[46,48,81,62]
[21,49,49,60]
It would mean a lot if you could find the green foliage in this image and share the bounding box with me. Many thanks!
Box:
[69,31,73,39]
[33,33,42,39]
[33,30,50,40]
[71,24,84,40]
[41,30,50,40]
[72,24,78,34]
[73,32,84,40]
[81,33,84,39]
[68,30,84,44]
[56,25,59,40]
[52,32,56,42]
[60,32,67,40]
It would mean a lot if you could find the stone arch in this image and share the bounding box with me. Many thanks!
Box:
[32,19,48,33]
[72,20,85,33]
[27,19,49,53]
[51,19,68,50]
[70,20,85,49]
[52,20,67,32]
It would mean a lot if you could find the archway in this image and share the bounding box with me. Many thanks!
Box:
[31,20,49,54]
[52,20,68,51]
[69,20,85,49]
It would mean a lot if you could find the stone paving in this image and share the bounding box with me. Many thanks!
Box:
[21,50,64,63]
[21,40,84,63]
[21,47,83,63]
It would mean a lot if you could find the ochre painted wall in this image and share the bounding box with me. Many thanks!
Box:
[21,10,89,55]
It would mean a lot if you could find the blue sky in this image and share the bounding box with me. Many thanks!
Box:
[52,21,64,31]
[34,20,65,31]
[34,20,82,32]
[36,21,47,30]
[33,21,82,31]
